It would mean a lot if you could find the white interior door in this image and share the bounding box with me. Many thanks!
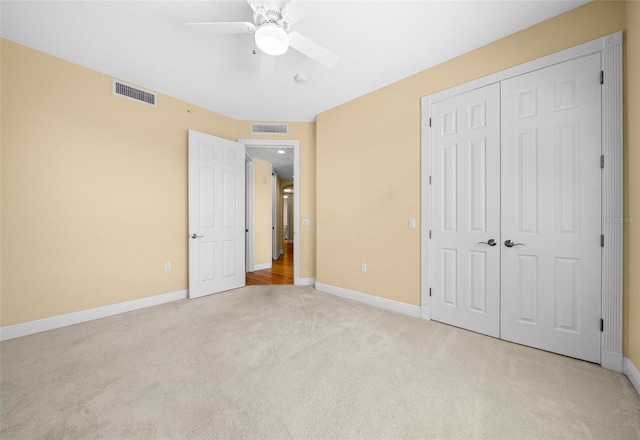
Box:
[188,130,246,299]
[500,54,602,363]
[430,83,501,337]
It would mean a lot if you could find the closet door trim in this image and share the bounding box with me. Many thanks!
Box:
[420,31,623,372]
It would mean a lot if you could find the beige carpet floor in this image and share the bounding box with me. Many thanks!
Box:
[1,285,639,439]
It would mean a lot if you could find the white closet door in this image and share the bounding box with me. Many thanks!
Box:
[500,54,602,363]
[431,83,501,337]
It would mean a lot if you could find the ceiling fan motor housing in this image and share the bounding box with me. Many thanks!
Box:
[254,23,289,56]
[186,1,338,66]
[253,7,291,31]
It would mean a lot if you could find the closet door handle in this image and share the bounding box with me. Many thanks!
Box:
[504,239,525,248]
[478,239,497,246]
[190,233,204,239]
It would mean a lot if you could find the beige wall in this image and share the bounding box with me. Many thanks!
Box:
[317,0,640,365]
[280,180,293,243]
[252,159,272,267]
[0,39,318,327]
[286,186,294,244]
[0,39,240,326]
[277,178,292,249]
[1,1,638,370]
[237,122,316,278]
[274,174,283,256]
[624,0,640,366]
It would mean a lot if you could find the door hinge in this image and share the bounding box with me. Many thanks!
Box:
[429,175,432,185]
[600,319,604,332]
[600,70,604,85]
[601,155,605,169]
[429,288,432,297]
[429,230,432,239]
[429,117,432,127]
[601,234,605,247]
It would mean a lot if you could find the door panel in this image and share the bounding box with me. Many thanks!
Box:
[188,130,246,299]
[500,54,602,363]
[431,83,501,337]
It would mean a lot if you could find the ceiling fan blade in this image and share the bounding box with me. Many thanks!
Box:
[259,53,276,79]
[246,0,263,14]
[288,31,338,68]
[186,22,256,34]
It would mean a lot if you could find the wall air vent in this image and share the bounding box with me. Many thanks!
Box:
[112,80,157,107]
[251,123,288,135]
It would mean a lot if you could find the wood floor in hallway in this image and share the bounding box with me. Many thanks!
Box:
[246,241,293,285]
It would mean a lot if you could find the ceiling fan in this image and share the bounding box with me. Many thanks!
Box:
[187,0,339,68]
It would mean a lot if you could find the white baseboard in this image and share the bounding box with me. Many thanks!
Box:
[315,282,421,318]
[297,277,316,286]
[602,349,624,372]
[421,306,431,320]
[273,249,284,260]
[254,262,272,271]
[624,357,640,395]
[0,289,188,342]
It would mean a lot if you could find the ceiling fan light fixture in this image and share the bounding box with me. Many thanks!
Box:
[255,23,289,56]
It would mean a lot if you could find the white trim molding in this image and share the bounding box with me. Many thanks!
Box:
[600,32,624,372]
[421,32,624,371]
[315,283,421,318]
[420,93,432,321]
[253,262,272,271]
[624,357,640,395]
[298,277,316,286]
[245,158,255,273]
[602,349,625,373]
[239,139,302,285]
[0,290,188,342]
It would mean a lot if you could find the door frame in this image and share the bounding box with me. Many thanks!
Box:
[245,158,254,272]
[421,32,623,371]
[239,138,302,285]
[272,172,279,260]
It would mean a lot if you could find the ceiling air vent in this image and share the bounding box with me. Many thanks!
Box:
[251,123,288,135]
[112,80,157,107]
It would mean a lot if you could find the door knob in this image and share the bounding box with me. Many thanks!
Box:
[190,233,204,239]
[478,238,497,246]
[504,239,525,247]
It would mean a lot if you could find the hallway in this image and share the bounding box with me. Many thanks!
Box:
[246,241,293,285]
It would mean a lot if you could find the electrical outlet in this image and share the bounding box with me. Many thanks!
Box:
[164,262,171,272]
[361,263,367,273]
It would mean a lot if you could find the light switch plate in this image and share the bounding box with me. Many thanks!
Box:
[409,218,416,229]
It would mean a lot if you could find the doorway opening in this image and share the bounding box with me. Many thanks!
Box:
[242,139,301,285]
[246,184,294,285]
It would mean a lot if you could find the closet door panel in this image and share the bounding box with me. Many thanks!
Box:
[500,53,602,363]
[430,83,501,337]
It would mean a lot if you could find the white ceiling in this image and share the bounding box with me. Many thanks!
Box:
[247,145,294,180]
[1,0,589,124]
